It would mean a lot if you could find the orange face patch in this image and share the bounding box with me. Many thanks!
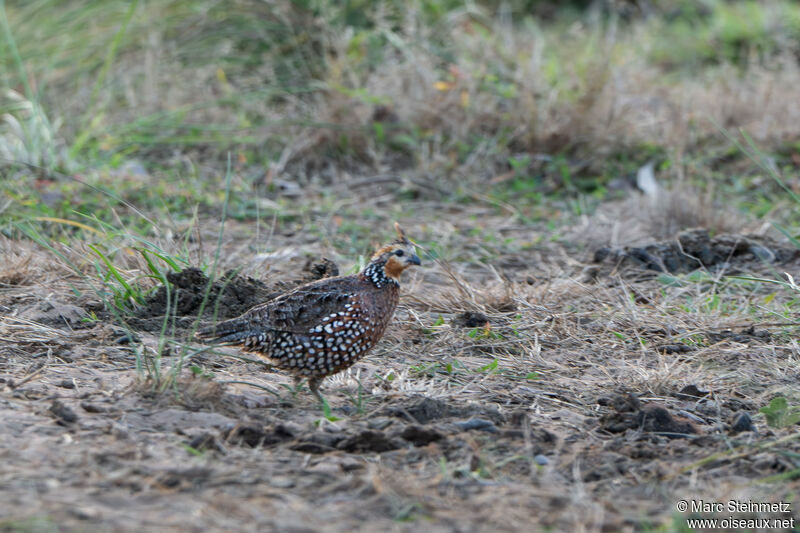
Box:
[383,255,406,279]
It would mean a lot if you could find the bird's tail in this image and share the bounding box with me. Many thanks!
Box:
[195,317,258,345]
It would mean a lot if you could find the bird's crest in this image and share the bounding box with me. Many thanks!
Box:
[372,222,414,259]
[393,222,411,245]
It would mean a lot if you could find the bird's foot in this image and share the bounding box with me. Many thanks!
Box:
[288,377,305,398]
[309,378,337,419]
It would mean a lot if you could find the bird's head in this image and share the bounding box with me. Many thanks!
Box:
[363,223,421,286]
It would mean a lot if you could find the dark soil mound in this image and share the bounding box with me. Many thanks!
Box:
[598,393,699,437]
[140,268,273,322]
[593,228,799,273]
[130,257,339,332]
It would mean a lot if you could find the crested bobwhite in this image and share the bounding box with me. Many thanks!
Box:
[196,224,421,401]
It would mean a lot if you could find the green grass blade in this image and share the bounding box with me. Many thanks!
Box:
[87,243,140,304]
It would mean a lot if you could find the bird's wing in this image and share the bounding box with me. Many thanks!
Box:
[248,280,361,333]
[197,276,362,342]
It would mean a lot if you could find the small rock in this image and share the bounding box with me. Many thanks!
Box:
[187,433,222,452]
[289,433,343,454]
[69,506,100,520]
[81,401,111,413]
[399,425,444,446]
[579,266,600,282]
[454,418,498,433]
[658,344,694,354]
[639,406,698,436]
[114,333,139,345]
[276,421,304,437]
[50,400,77,424]
[367,417,393,431]
[322,420,345,433]
[593,247,613,263]
[338,430,400,453]
[82,300,104,312]
[268,476,296,489]
[222,425,269,447]
[598,393,641,412]
[453,312,489,328]
[729,412,755,434]
[58,379,76,389]
[307,455,364,474]
[676,384,710,398]
[749,244,775,262]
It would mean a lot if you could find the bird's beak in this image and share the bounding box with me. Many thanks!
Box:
[408,254,421,266]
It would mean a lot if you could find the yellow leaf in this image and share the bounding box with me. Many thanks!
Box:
[764,292,777,304]
[433,81,452,91]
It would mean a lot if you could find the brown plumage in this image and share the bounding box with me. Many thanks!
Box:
[196,224,421,401]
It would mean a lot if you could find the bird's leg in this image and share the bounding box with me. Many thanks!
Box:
[290,376,304,398]
[308,377,325,405]
[310,378,335,419]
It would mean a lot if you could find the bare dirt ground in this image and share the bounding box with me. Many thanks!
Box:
[2,199,800,532]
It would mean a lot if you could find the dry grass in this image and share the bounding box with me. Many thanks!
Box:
[4,1,800,188]
[228,23,800,186]
[2,2,800,532]
[2,200,799,531]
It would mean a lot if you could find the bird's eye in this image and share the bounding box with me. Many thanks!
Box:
[395,249,405,257]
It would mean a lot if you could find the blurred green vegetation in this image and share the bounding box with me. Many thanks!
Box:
[1,0,799,240]
[649,0,800,68]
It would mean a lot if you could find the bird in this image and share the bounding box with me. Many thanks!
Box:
[196,223,421,402]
